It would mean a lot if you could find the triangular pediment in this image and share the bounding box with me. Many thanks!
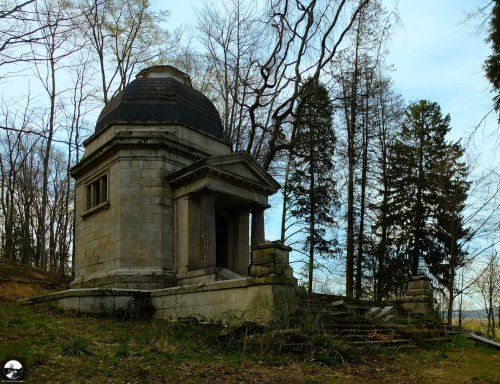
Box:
[167,152,280,195]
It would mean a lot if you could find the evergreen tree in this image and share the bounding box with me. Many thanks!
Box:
[387,100,469,283]
[288,79,337,293]
[426,142,470,325]
[485,0,500,114]
[369,78,405,300]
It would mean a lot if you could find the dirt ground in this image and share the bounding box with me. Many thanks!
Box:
[0,260,70,300]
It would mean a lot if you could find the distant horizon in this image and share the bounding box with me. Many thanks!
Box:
[445,308,500,320]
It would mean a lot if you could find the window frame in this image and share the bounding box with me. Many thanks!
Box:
[82,171,110,218]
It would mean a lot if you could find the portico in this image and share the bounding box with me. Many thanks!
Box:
[167,152,280,285]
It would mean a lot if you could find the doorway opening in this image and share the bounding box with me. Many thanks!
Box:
[215,214,229,268]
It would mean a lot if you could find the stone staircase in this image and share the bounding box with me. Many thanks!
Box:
[284,292,452,349]
[223,292,459,361]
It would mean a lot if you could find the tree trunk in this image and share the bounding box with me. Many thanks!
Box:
[447,273,454,327]
[308,121,316,294]
[346,24,360,298]
[413,132,425,276]
[458,271,464,327]
[280,152,292,243]
[488,270,495,338]
[37,50,56,271]
[355,78,370,300]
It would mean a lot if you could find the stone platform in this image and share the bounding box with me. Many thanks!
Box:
[21,276,297,325]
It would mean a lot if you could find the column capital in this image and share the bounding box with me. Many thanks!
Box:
[250,203,271,211]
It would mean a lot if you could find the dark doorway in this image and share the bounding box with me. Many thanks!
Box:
[215,214,229,268]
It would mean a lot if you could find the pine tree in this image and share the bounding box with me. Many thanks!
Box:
[425,142,470,325]
[485,0,500,114]
[288,79,338,293]
[387,100,469,284]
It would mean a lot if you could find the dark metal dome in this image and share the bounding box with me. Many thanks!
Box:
[94,66,224,139]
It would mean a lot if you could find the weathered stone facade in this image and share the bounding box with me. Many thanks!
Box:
[24,65,298,324]
[70,65,285,293]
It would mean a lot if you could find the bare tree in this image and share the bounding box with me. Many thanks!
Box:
[0,0,40,70]
[28,0,80,269]
[0,130,24,262]
[476,251,500,337]
[15,134,41,265]
[196,0,263,149]
[75,0,175,104]
[195,0,370,171]
[63,49,95,276]
[0,96,40,263]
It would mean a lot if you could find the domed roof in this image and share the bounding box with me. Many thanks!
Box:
[94,66,224,140]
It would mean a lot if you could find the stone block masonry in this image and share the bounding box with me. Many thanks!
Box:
[402,276,434,315]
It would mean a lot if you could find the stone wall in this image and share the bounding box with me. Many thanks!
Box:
[73,159,120,284]
[71,124,232,289]
[151,277,297,324]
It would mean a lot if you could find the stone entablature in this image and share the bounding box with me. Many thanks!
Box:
[167,152,280,200]
[73,125,232,177]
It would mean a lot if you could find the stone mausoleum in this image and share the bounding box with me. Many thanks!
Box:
[28,66,297,324]
[71,64,285,290]
[24,65,433,323]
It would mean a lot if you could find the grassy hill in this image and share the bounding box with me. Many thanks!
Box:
[0,300,499,384]
[0,260,498,383]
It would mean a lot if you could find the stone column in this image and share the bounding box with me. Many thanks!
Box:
[235,209,250,274]
[251,206,265,249]
[199,191,216,269]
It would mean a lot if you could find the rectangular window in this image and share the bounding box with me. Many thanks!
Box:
[84,173,108,214]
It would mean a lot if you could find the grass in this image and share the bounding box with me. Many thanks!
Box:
[457,318,500,343]
[0,300,499,384]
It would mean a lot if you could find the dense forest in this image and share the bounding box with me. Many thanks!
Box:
[0,0,499,331]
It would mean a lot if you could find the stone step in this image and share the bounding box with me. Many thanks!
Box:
[325,329,397,338]
[338,334,399,342]
[290,292,449,349]
[349,338,413,346]
[383,344,419,350]
[388,325,449,336]
[418,336,454,343]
